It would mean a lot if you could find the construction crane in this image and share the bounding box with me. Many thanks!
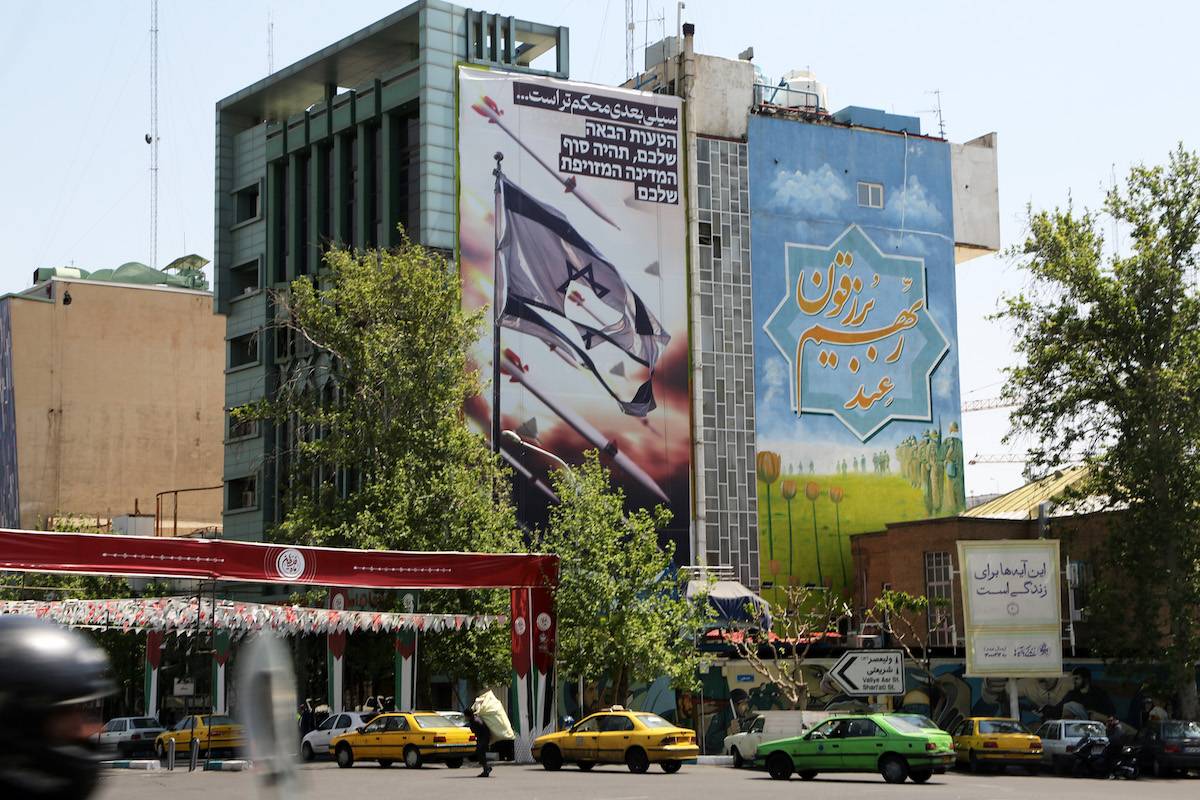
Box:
[961,397,1014,413]
[968,453,1026,465]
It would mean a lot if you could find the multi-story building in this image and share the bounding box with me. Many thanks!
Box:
[0,263,224,532]
[213,1,568,540]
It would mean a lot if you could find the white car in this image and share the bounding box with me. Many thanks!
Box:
[300,712,376,761]
[1034,719,1108,772]
[93,716,165,757]
[723,710,828,767]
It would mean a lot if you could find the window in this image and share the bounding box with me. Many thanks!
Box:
[844,719,880,738]
[363,718,387,734]
[234,182,261,224]
[857,181,884,209]
[413,714,451,729]
[317,716,337,731]
[599,715,635,732]
[131,718,159,729]
[1068,559,1092,620]
[635,714,673,730]
[384,715,409,732]
[228,413,258,441]
[980,720,1029,735]
[572,716,601,733]
[229,331,259,369]
[924,551,954,647]
[230,259,260,297]
[227,475,257,511]
[337,715,352,729]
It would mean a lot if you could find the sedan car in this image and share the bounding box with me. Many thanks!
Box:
[533,706,699,773]
[1135,719,1200,777]
[950,717,1042,772]
[1034,719,1107,773]
[301,711,376,761]
[154,715,245,758]
[330,712,475,769]
[93,716,164,756]
[758,713,954,784]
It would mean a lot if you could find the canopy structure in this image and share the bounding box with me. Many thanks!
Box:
[0,596,506,640]
[687,579,772,628]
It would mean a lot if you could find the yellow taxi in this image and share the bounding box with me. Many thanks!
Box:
[533,706,699,774]
[154,715,245,758]
[330,712,476,769]
[950,717,1042,772]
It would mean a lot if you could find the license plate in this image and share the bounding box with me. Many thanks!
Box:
[1186,746,1200,753]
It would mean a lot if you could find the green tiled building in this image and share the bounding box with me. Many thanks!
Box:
[214,1,568,540]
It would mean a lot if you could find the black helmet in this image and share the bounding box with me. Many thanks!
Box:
[0,616,114,799]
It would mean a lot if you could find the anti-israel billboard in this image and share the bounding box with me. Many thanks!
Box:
[749,116,965,597]
[457,67,690,559]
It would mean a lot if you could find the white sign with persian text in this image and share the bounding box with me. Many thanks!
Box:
[958,540,1061,628]
[967,630,1063,677]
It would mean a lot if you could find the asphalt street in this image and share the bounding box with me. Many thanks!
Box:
[96,761,1200,799]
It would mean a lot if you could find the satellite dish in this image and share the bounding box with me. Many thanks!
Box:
[238,635,304,799]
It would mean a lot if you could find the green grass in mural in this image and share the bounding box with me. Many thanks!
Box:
[757,473,930,599]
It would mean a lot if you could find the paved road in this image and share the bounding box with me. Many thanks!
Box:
[97,761,1200,799]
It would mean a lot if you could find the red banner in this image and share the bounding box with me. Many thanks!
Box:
[0,530,558,589]
[531,587,556,675]
[146,630,163,669]
[510,589,531,679]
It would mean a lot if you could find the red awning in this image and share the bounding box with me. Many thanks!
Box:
[0,529,558,589]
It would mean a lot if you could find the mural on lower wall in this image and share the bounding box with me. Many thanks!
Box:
[677,660,1179,755]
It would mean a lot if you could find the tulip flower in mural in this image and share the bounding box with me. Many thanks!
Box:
[804,481,824,586]
[756,452,782,575]
[780,479,798,581]
[830,485,847,586]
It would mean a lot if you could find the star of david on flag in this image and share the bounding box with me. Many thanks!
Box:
[495,176,669,417]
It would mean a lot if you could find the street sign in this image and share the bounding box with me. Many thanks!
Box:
[828,649,905,696]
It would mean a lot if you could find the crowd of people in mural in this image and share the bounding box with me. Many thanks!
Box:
[894,422,966,516]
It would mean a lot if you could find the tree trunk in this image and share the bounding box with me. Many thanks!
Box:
[1179,664,1199,720]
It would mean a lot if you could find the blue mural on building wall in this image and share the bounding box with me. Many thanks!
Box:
[748,116,964,595]
[0,300,18,527]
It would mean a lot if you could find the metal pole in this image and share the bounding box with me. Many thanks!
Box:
[1007,677,1020,721]
[491,152,504,454]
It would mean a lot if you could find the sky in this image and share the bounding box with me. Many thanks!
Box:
[0,0,1195,499]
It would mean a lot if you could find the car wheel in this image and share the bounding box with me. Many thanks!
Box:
[301,742,314,762]
[379,759,393,768]
[731,747,745,768]
[577,761,595,771]
[446,758,464,769]
[335,744,354,769]
[540,745,563,771]
[766,752,793,781]
[880,755,910,784]
[910,768,933,784]
[625,747,650,774]
[799,770,817,781]
[1154,757,1174,778]
[403,747,423,769]
[968,750,981,773]
[662,761,682,774]
[1052,755,1067,775]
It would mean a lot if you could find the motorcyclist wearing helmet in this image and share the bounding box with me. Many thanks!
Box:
[0,616,115,799]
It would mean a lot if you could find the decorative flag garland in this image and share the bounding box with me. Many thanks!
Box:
[0,596,505,640]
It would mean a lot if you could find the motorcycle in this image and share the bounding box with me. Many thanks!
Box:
[1106,742,1140,780]
[1068,735,1140,779]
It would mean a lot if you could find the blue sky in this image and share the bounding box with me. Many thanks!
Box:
[0,0,1194,497]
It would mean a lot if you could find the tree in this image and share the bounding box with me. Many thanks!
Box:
[864,590,945,715]
[535,451,709,708]
[729,585,850,709]
[997,145,1200,718]
[235,236,525,688]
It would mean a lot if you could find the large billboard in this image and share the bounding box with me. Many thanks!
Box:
[457,68,690,558]
[749,116,964,596]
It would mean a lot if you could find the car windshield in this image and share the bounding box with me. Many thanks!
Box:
[131,718,160,729]
[887,715,941,734]
[979,720,1028,735]
[1164,721,1200,739]
[1065,722,1105,738]
[413,714,456,729]
[635,714,674,729]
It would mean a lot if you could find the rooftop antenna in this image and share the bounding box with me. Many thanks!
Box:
[268,7,275,74]
[924,89,946,139]
[148,0,159,270]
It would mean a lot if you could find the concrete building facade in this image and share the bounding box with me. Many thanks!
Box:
[0,277,225,531]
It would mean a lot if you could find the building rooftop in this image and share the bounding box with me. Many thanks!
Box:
[964,467,1090,520]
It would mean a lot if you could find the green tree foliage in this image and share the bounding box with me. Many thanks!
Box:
[235,237,525,688]
[997,146,1200,718]
[536,451,709,706]
[865,590,944,707]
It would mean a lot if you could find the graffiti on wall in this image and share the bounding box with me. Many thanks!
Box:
[749,117,964,596]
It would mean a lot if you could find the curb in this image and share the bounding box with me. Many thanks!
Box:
[696,755,735,766]
[102,760,162,770]
[203,759,252,771]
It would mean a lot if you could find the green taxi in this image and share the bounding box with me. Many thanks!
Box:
[757,713,954,784]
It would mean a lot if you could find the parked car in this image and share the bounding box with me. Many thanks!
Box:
[93,716,164,756]
[1034,719,1107,773]
[300,711,376,761]
[533,706,699,773]
[950,717,1042,772]
[154,714,245,758]
[724,711,827,767]
[1135,719,1200,777]
[329,711,475,769]
[757,713,954,784]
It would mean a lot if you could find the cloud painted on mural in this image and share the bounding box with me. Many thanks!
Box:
[882,174,946,230]
[761,354,788,409]
[769,164,850,218]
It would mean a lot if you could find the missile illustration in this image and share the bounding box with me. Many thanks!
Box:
[500,348,669,504]
[472,95,621,230]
